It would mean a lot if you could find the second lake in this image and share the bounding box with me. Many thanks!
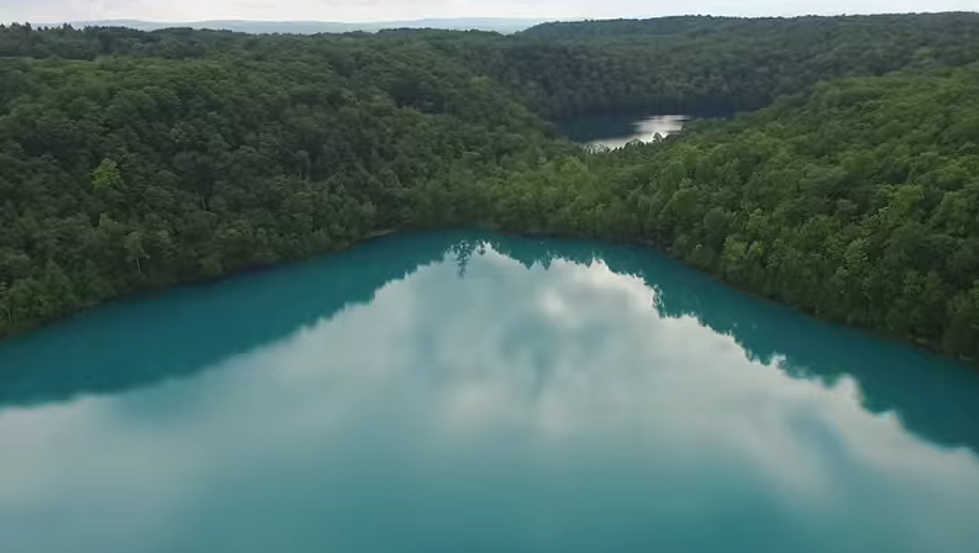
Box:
[558,113,689,149]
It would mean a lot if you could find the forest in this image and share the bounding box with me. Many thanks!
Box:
[0,13,978,363]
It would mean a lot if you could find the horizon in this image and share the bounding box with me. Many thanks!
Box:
[44,11,979,24]
[11,11,979,29]
[3,1,979,25]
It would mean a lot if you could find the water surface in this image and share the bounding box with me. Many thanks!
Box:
[1,231,978,553]
[558,113,689,149]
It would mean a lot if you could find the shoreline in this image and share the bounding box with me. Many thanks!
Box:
[0,225,975,370]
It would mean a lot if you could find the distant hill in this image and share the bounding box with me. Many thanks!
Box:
[57,18,549,34]
[517,12,979,39]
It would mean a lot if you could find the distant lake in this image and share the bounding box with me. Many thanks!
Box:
[558,113,690,149]
[1,231,979,553]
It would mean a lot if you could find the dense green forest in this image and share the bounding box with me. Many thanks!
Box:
[0,28,562,333]
[450,13,979,116]
[1,14,978,363]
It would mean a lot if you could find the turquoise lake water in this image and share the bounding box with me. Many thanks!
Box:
[1,231,978,552]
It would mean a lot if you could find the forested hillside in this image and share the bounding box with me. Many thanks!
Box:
[481,64,979,360]
[1,14,978,363]
[456,13,979,116]
[0,29,562,334]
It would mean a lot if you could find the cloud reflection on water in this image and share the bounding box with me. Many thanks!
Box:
[1,239,978,552]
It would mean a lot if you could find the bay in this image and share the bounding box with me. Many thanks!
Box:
[1,231,978,553]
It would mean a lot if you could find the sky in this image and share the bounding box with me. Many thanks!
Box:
[2,0,978,24]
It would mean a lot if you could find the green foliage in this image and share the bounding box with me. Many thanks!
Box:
[92,158,124,190]
[487,64,979,361]
[457,13,979,117]
[1,16,978,365]
[0,24,562,337]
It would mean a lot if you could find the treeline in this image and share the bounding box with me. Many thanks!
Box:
[449,13,979,116]
[1,16,978,363]
[6,14,979,118]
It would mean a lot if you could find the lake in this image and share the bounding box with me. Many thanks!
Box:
[1,231,979,553]
[558,113,689,149]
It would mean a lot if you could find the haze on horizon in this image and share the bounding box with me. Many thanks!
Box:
[2,0,978,24]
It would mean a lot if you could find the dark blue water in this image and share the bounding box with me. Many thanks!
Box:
[1,231,978,553]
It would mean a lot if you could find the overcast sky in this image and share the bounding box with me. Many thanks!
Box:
[3,0,978,23]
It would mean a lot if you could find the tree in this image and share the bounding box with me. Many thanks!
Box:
[124,231,149,275]
[92,158,125,191]
[0,281,10,325]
